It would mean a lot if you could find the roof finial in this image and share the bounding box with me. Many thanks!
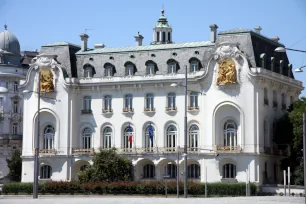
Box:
[161,4,164,16]
[4,24,7,30]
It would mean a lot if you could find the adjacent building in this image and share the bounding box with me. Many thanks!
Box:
[0,25,38,182]
[20,10,303,185]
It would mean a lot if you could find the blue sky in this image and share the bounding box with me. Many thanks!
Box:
[1,0,305,95]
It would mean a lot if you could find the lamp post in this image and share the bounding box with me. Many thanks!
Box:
[278,47,306,203]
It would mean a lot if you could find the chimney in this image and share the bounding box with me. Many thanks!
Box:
[94,44,105,49]
[271,36,280,43]
[134,32,144,46]
[254,26,262,34]
[209,24,218,43]
[80,33,89,51]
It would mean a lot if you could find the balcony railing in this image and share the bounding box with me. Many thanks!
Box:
[144,107,155,112]
[165,107,177,112]
[122,107,134,113]
[188,106,200,111]
[72,148,94,155]
[81,109,92,114]
[38,149,57,154]
[102,109,113,114]
[214,145,241,153]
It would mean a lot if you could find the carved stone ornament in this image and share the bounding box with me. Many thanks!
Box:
[213,44,242,61]
[216,58,237,85]
[40,69,54,93]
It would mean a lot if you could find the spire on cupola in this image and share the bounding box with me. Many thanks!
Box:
[151,6,173,45]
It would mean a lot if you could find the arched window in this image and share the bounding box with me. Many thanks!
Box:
[264,88,268,105]
[103,127,112,149]
[124,94,133,112]
[166,125,177,151]
[223,120,237,148]
[104,95,112,111]
[165,163,177,178]
[145,61,158,75]
[83,64,95,78]
[43,125,55,150]
[144,124,155,151]
[189,92,199,108]
[123,125,133,151]
[222,163,236,179]
[145,93,154,110]
[167,93,176,110]
[104,63,116,77]
[80,165,88,172]
[190,61,198,72]
[167,59,179,74]
[188,164,200,179]
[82,128,92,149]
[143,164,155,179]
[40,165,52,179]
[125,62,137,76]
[189,125,199,151]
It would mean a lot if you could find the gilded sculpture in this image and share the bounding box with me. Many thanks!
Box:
[217,58,237,85]
[40,69,54,92]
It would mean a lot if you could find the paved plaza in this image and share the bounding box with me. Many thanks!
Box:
[0,196,304,204]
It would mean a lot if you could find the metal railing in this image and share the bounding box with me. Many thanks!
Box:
[71,148,94,155]
[214,145,241,153]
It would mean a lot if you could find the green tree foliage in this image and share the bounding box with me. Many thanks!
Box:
[274,97,306,185]
[78,148,133,183]
[6,150,22,182]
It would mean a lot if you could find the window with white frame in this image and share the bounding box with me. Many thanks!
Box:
[84,96,91,111]
[12,123,18,134]
[125,64,134,76]
[146,63,155,75]
[166,125,176,151]
[222,163,236,179]
[168,63,176,74]
[190,61,199,72]
[104,65,114,77]
[123,126,133,150]
[143,164,155,179]
[144,125,155,151]
[223,120,237,147]
[188,125,199,151]
[188,164,200,178]
[82,128,92,149]
[43,125,55,150]
[167,93,176,109]
[124,94,133,109]
[145,93,154,110]
[165,163,177,178]
[84,66,94,78]
[14,81,18,92]
[40,165,52,179]
[13,100,18,113]
[103,127,112,149]
[190,92,199,107]
[104,95,112,110]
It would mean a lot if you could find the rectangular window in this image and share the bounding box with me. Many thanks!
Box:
[169,64,176,73]
[12,123,18,134]
[13,101,18,113]
[84,96,91,110]
[168,94,176,108]
[162,32,166,42]
[14,82,18,92]
[104,96,112,110]
[125,95,133,109]
[190,93,198,107]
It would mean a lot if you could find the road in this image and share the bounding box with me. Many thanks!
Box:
[0,196,304,204]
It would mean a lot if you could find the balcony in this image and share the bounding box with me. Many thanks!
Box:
[187,106,200,113]
[38,149,56,155]
[165,107,177,112]
[144,107,155,112]
[273,101,278,108]
[102,109,113,114]
[122,107,134,113]
[214,145,241,153]
[72,148,94,155]
[264,99,269,106]
[81,109,92,114]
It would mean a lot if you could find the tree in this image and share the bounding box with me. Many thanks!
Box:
[274,97,306,185]
[78,148,133,183]
[6,149,22,182]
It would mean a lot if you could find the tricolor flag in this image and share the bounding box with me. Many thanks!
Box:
[127,123,133,143]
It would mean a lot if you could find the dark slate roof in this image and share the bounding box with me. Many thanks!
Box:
[42,41,81,48]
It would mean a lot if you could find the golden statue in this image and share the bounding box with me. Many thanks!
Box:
[40,69,54,92]
[217,59,237,85]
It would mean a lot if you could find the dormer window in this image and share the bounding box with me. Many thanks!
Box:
[145,60,158,75]
[189,58,202,73]
[167,59,179,74]
[83,64,96,78]
[104,63,116,77]
[169,63,176,73]
[124,62,137,76]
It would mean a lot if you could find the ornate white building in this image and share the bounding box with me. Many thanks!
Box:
[20,11,303,185]
[0,25,38,181]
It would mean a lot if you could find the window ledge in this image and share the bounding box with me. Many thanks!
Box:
[187,106,200,112]
[122,108,134,114]
[165,107,177,112]
[144,108,155,113]
[102,109,113,115]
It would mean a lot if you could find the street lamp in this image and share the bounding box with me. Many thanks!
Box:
[274,47,306,53]
[294,65,306,73]
[0,87,8,94]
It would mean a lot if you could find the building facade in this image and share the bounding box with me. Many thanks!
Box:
[0,25,38,181]
[20,11,303,184]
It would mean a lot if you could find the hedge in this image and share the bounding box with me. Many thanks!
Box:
[1,181,257,196]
